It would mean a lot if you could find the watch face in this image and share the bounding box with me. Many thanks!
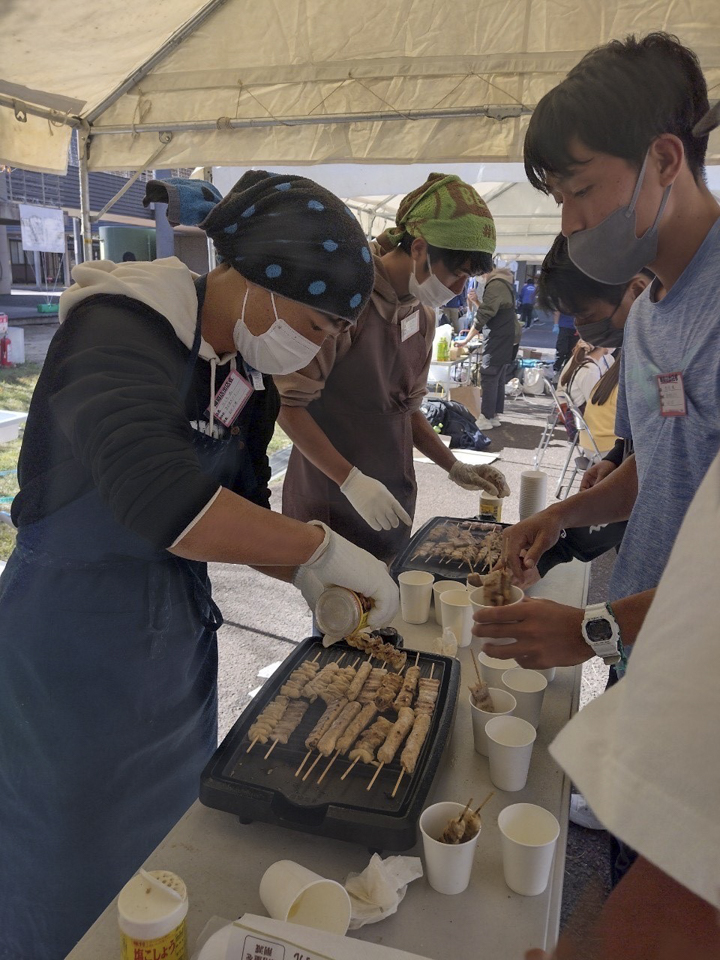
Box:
[587,618,613,643]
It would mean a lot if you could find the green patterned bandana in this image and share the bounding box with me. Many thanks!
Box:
[377,173,496,253]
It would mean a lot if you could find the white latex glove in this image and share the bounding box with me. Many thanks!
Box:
[340,467,412,532]
[448,461,511,497]
[292,521,399,630]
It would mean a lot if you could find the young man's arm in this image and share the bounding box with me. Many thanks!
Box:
[410,411,456,470]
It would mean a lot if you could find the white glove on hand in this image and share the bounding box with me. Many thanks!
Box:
[293,522,400,630]
[448,461,510,497]
[340,467,412,532]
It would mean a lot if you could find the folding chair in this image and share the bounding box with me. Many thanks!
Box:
[555,398,604,499]
[533,377,564,468]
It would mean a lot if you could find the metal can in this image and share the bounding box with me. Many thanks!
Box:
[315,587,371,639]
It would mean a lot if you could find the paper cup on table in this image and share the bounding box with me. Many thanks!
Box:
[498,803,560,896]
[440,590,473,647]
[469,585,524,646]
[478,651,518,688]
[419,801,480,895]
[469,688,516,757]
[259,860,351,935]
[485,715,536,792]
[398,570,434,624]
[518,470,548,521]
[502,668,548,729]
[533,666,556,683]
[433,579,461,626]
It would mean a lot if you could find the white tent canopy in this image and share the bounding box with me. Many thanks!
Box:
[2,0,720,176]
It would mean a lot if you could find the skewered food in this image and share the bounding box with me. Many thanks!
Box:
[317,701,363,756]
[280,661,320,698]
[440,811,467,844]
[438,795,493,843]
[302,661,341,701]
[410,522,503,572]
[414,677,440,715]
[469,677,495,712]
[248,695,289,744]
[322,665,357,703]
[345,632,407,671]
[346,660,373,701]
[357,667,388,703]
[336,703,378,755]
[482,565,514,606]
[305,698,346,750]
[377,707,415,765]
[374,672,405,711]
[270,699,310,743]
[399,711,431,774]
[348,717,393,765]
[392,665,421,712]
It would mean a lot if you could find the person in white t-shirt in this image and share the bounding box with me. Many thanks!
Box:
[526,447,720,960]
[557,340,614,411]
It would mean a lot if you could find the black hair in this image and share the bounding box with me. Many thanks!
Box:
[524,32,710,191]
[538,234,654,316]
[397,232,493,276]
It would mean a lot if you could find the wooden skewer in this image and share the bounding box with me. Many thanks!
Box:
[264,739,279,760]
[474,791,495,816]
[429,664,435,680]
[295,750,312,778]
[336,653,346,665]
[311,651,322,663]
[471,652,484,686]
[317,750,340,785]
[246,737,259,754]
[366,762,385,791]
[340,756,360,781]
[391,767,405,798]
[302,752,323,782]
[459,798,474,821]
[414,650,420,666]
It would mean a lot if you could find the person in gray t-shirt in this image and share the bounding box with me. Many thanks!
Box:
[476,33,720,675]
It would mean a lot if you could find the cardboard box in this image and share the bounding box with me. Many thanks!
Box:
[449,384,482,420]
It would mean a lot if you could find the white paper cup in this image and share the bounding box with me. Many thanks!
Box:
[433,579,461,626]
[478,651,518,688]
[518,470,548,521]
[485,715,536,792]
[498,803,560,896]
[419,801,481,895]
[259,860,351,935]
[398,570,434,624]
[469,585,524,646]
[469,688,516,757]
[533,666,556,682]
[501,668,548,729]
[440,590,473,647]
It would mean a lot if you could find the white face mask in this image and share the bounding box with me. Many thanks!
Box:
[233,289,322,375]
[408,255,457,309]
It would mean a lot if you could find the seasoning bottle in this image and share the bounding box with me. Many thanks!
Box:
[479,491,503,522]
[315,587,371,639]
[118,869,188,960]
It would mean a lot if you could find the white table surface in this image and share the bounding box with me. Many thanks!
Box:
[67,560,589,960]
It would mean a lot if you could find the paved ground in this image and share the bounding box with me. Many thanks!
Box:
[15,311,612,929]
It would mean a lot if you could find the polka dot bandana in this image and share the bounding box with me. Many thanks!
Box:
[145,171,374,323]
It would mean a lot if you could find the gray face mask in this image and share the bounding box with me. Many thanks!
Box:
[567,153,671,285]
[576,305,625,349]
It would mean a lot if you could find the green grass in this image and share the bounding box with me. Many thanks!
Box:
[0,363,40,561]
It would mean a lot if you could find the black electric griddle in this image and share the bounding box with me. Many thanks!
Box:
[200,636,460,851]
[390,515,512,583]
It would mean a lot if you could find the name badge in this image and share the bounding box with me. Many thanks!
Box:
[401,311,420,342]
[207,369,253,427]
[657,372,687,417]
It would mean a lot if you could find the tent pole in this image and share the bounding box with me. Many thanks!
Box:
[78,128,94,262]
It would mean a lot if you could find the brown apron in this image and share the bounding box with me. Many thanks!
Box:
[283,302,429,563]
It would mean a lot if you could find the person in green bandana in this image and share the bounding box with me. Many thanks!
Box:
[276,173,510,563]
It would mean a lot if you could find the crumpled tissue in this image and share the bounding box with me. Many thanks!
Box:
[344,854,423,930]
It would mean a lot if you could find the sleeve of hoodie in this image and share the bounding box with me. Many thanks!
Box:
[48,298,221,550]
[472,279,513,330]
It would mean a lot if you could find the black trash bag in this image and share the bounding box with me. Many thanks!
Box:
[421,398,491,451]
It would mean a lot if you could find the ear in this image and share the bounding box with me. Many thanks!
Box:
[650,134,685,187]
[410,236,428,263]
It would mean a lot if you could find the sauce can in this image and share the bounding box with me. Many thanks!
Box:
[315,587,371,639]
[479,491,503,522]
[118,869,188,960]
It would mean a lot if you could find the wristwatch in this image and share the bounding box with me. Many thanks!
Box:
[581,603,622,665]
